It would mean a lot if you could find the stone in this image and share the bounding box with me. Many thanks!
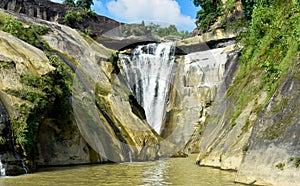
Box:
[235,74,300,185]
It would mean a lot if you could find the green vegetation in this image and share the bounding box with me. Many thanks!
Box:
[275,162,285,170]
[6,55,72,159]
[63,0,76,7]
[0,12,74,163]
[225,1,300,128]
[193,0,245,32]
[95,83,111,96]
[193,0,222,32]
[0,13,50,47]
[63,0,94,10]
[63,8,96,28]
[193,0,288,32]
[295,158,300,168]
[239,1,299,92]
[145,23,192,39]
[64,11,83,27]
[108,53,120,74]
[288,157,300,168]
[119,23,192,39]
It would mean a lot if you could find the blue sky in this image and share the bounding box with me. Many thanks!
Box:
[50,0,199,31]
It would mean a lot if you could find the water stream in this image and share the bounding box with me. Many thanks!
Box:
[0,100,11,177]
[0,154,243,185]
[119,42,176,134]
[0,159,5,176]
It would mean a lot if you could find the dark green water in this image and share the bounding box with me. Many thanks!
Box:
[0,154,242,186]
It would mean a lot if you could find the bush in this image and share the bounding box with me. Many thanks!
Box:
[226,1,299,130]
[7,55,72,158]
[0,14,50,47]
[64,11,83,27]
[108,53,120,74]
[193,0,222,32]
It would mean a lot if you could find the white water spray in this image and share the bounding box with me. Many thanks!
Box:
[120,42,176,134]
[0,159,5,176]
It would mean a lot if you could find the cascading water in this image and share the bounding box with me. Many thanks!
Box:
[0,100,9,176]
[0,99,27,176]
[0,158,5,176]
[119,42,176,134]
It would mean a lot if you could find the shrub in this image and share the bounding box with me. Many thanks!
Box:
[64,11,83,27]
[108,53,120,74]
[0,14,50,47]
[8,55,72,158]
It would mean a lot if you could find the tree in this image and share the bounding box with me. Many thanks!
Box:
[63,0,75,7]
[241,0,279,21]
[193,0,222,32]
[76,0,94,10]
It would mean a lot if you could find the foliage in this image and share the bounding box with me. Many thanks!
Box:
[64,11,83,27]
[193,0,222,32]
[275,162,285,170]
[63,0,75,7]
[95,83,110,96]
[145,23,192,39]
[63,0,94,9]
[0,13,50,47]
[240,0,294,22]
[108,53,120,74]
[240,1,299,91]
[120,24,149,37]
[227,1,299,128]
[63,8,96,28]
[9,55,72,158]
[76,0,94,10]
[295,158,300,168]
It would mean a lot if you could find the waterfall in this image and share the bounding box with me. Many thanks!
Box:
[0,158,5,176]
[0,100,9,177]
[128,151,132,163]
[119,42,176,134]
[0,99,28,176]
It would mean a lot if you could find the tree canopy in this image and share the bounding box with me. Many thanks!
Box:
[63,0,75,7]
[76,0,94,9]
[63,0,94,10]
[146,23,192,39]
[193,0,222,32]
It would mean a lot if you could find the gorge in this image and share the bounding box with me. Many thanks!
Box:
[0,0,299,185]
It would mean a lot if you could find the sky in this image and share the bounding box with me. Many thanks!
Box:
[50,0,199,31]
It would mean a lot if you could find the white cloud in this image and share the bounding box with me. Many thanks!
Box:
[106,0,195,31]
[50,0,64,3]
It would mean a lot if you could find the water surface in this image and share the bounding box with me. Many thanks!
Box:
[0,154,242,186]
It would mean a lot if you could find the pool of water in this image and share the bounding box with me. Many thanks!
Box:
[0,154,242,186]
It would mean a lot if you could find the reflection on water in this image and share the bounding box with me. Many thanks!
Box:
[0,154,242,186]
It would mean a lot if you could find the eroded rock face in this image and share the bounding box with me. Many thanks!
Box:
[176,29,238,53]
[0,100,27,176]
[160,44,239,154]
[235,74,300,185]
[0,9,162,171]
[194,31,300,185]
[0,30,54,175]
[0,0,121,36]
[40,18,161,162]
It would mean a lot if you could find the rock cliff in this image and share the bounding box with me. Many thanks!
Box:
[0,0,121,36]
[195,1,300,185]
[0,9,161,175]
[1,1,299,185]
[161,44,239,154]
